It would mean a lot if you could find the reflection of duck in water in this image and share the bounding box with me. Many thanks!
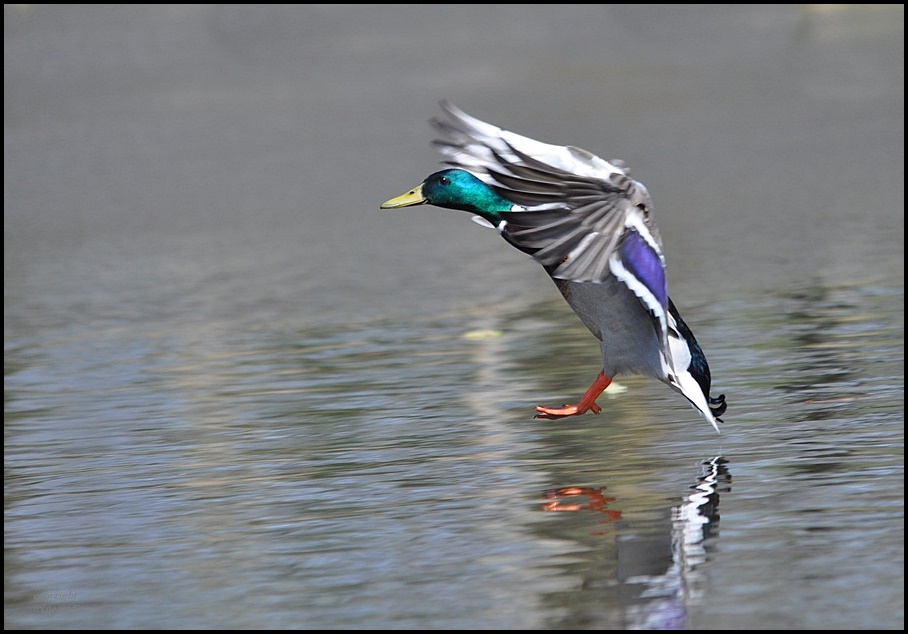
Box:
[542,457,731,629]
[627,456,730,629]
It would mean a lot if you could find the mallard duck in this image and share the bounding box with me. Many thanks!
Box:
[381,102,726,432]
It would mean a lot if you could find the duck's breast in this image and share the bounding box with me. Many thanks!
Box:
[553,278,665,379]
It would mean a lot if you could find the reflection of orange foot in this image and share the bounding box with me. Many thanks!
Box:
[534,401,601,419]
[542,486,621,520]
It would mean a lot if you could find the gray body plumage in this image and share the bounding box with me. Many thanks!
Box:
[554,277,664,380]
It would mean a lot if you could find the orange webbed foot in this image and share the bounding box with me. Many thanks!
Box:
[534,370,612,420]
[534,401,602,419]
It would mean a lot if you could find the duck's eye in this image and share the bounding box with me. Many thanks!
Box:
[439,176,450,185]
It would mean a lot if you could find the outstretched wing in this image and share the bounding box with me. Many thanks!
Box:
[431,101,668,338]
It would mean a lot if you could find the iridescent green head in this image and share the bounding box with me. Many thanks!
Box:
[381,168,513,225]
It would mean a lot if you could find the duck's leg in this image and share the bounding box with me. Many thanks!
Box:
[535,370,613,419]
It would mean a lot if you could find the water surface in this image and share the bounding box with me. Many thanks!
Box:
[5,5,903,629]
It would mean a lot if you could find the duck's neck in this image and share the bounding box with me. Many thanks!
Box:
[453,188,513,225]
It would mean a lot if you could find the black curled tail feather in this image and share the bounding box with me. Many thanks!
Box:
[709,394,727,422]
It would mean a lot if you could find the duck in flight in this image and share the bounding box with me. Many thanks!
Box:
[382,102,726,432]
